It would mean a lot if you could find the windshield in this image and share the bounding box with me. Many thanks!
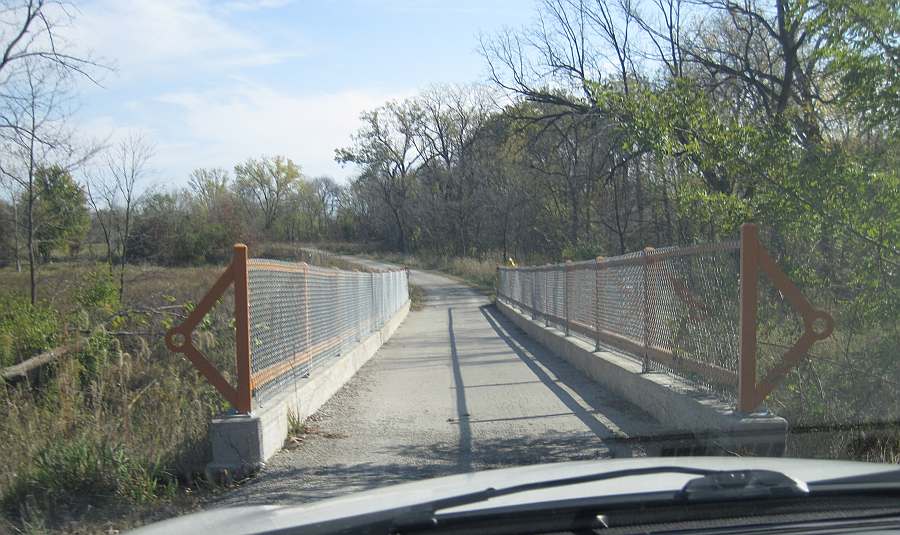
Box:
[0,0,896,533]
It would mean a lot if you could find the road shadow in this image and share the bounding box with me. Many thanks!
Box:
[448,307,472,473]
[478,304,665,455]
[211,431,616,508]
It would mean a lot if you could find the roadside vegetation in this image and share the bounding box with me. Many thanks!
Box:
[0,242,363,533]
[0,0,896,531]
[0,263,231,533]
[408,284,426,311]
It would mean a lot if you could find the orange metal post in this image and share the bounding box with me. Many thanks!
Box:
[739,224,760,413]
[564,261,572,336]
[232,244,253,414]
[595,256,604,351]
[641,247,655,373]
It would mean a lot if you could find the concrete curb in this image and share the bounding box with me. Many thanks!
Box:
[496,300,787,456]
[208,300,411,477]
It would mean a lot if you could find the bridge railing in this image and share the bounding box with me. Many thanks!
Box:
[496,224,834,413]
[165,245,409,413]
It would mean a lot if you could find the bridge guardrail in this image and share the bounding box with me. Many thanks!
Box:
[496,223,833,413]
[164,245,409,413]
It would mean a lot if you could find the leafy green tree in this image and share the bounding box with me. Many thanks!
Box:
[234,156,300,231]
[817,0,900,132]
[32,165,90,261]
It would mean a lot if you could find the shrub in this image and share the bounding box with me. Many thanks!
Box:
[74,269,119,312]
[74,328,120,386]
[0,295,58,368]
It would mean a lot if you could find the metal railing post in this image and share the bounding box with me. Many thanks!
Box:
[530,269,537,320]
[564,260,572,336]
[595,256,603,351]
[739,223,760,413]
[544,268,550,327]
[641,247,654,374]
[233,244,253,414]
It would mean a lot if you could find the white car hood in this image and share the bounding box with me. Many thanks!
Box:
[129,457,900,534]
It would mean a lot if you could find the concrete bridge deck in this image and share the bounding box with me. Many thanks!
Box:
[214,268,661,506]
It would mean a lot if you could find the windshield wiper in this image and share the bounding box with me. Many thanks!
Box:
[392,466,788,529]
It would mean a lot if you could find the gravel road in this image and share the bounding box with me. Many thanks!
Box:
[212,267,660,507]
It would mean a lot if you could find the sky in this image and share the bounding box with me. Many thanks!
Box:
[66,0,535,187]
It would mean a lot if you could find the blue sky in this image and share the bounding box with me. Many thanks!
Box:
[68,0,535,187]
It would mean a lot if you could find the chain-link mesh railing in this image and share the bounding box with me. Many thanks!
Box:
[497,227,836,413]
[499,243,743,398]
[164,244,409,413]
[247,259,408,402]
[166,229,828,414]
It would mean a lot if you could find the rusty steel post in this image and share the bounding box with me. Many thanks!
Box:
[641,247,655,373]
[739,223,760,413]
[595,256,604,351]
[233,244,253,414]
[564,261,572,336]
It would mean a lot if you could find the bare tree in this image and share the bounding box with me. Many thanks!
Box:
[0,1,105,301]
[310,175,341,237]
[336,101,422,252]
[103,133,152,301]
[0,59,79,303]
[83,169,116,268]
[0,1,103,82]
[188,167,230,213]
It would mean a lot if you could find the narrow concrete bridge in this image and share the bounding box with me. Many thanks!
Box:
[215,267,661,506]
[163,225,832,507]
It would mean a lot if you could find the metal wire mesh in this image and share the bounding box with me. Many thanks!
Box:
[247,259,409,401]
[498,241,741,396]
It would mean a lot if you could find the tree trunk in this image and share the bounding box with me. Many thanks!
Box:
[27,169,36,305]
[501,200,510,261]
[119,200,132,302]
[388,204,406,253]
[12,197,21,272]
[26,127,36,304]
[634,159,644,247]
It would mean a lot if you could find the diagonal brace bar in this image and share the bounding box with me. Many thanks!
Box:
[164,245,253,414]
[738,224,834,412]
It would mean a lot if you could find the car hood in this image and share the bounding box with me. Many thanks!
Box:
[129,457,900,534]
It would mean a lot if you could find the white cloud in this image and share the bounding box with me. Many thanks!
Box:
[153,83,410,183]
[218,0,293,13]
[69,0,297,76]
[62,0,404,187]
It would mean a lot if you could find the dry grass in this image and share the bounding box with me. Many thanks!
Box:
[409,284,426,311]
[0,259,236,533]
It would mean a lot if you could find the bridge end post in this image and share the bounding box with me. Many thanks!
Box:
[564,261,572,336]
[233,244,253,415]
[594,256,604,352]
[739,224,760,413]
